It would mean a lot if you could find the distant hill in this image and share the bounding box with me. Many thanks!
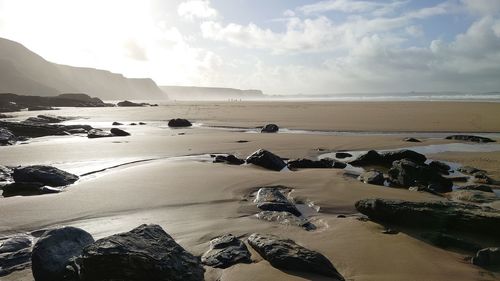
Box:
[0,37,167,100]
[161,86,264,100]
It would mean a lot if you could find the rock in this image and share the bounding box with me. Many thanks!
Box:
[0,235,32,276]
[0,93,112,113]
[247,233,344,280]
[116,100,148,107]
[355,198,500,236]
[335,152,352,159]
[472,248,500,267]
[388,159,452,192]
[0,120,66,138]
[138,122,146,125]
[168,118,192,127]
[0,127,16,146]
[421,232,481,252]
[213,155,245,165]
[256,211,315,231]
[358,170,385,186]
[236,140,249,143]
[458,166,486,175]
[201,234,251,268]
[0,235,31,254]
[254,187,301,217]
[348,150,381,166]
[13,166,78,187]
[79,224,204,281]
[112,122,123,126]
[66,128,87,134]
[129,123,137,126]
[1,182,61,197]
[332,161,347,169]
[31,227,94,281]
[445,135,495,143]
[472,173,496,185]
[403,137,421,142]
[350,149,426,167]
[110,128,130,137]
[25,115,69,124]
[27,106,57,111]
[261,124,279,133]
[429,161,451,175]
[381,229,399,235]
[246,149,287,171]
[0,113,12,118]
[447,190,498,203]
[457,184,494,193]
[87,129,113,138]
[287,158,333,169]
[0,165,12,182]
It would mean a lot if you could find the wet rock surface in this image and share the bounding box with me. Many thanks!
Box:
[168,118,192,127]
[358,170,385,186]
[32,227,94,281]
[110,128,130,136]
[261,124,279,133]
[0,127,16,146]
[13,165,79,187]
[87,129,113,138]
[445,135,495,143]
[335,152,352,159]
[213,154,245,165]
[472,247,500,267]
[246,149,287,171]
[350,149,426,167]
[254,187,301,216]
[388,159,452,193]
[256,211,316,231]
[201,234,251,268]
[25,115,71,124]
[79,224,204,281]
[1,182,61,197]
[0,235,32,276]
[287,158,334,169]
[248,233,344,280]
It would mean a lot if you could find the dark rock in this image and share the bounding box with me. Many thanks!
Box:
[0,127,16,145]
[0,93,112,113]
[116,100,148,107]
[213,155,244,165]
[32,227,94,281]
[355,198,500,236]
[138,122,146,125]
[335,152,352,159]
[110,128,130,137]
[66,128,87,134]
[79,224,204,281]
[25,115,70,124]
[236,140,249,143]
[201,234,251,268]
[246,149,286,171]
[254,187,301,217]
[429,161,451,175]
[129,123,137,126]
[421,232,481,252]
[472,248,500,267]
[403,137,421,142]
[0,235,32,276]
[168,118,192,127]
[0,120,66,138]
[350,149,426,167]
[332,161,347,169]
[472,173,496,185]
[1,182,61,197]
[381,229,399,235]
[256,211,315,231]
[0,235,31,254]
[27,106,57,111]
[458,166,486,175]
[457,184,494,193]
[445,135,495,143]
[388,159,452,192]
[87,129,113,139]
[358,170,385,186]
[13,166,78,187]
[348,150,381,166]
[261,124,279,133]
[112,122,123,126]
[287,158,333,169]
[247,233,344,280]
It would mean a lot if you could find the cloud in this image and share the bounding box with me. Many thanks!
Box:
[178,0,217,20]
[461,0,500,15]
[297,0,407,16]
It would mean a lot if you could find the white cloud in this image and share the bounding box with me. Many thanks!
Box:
[461,0,500,15]
[405,25,424,37]
[178,0,217,20]
[298,0,407,16]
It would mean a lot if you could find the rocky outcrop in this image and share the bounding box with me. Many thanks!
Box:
[457,184,494,193]
[428,161,451,175]
[445,135,495,143]
[0,235,32,276]
[261,124,279,133]
[256,211,315,231]
[358,170,385,186]
[112,121,123,126]
[355,199,500,236]
[472,247,500,267]
[79,224,204,281]
[0,93,113,113]
[0,120,66,137]
[168,118,192,128]
[246,149,286,171]
[24,115,71,124]
[13,165,78,187]
[116,100,150,107]
[0,127,16,145]
[87,129,113,138]
[254,187,301,216]
[31,227,94,281]
[110,128,130,137]
[350,149,426,167]
[201,234,251,269]
[388,159,452,193]
[213,155,245,165]
[1,182,61,197]
[247,233,344,280]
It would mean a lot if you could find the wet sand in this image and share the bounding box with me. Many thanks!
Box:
[1,101,500,281]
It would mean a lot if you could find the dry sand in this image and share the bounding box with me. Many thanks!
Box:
[1,101,500,281]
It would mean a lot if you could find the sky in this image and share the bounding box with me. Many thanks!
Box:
[0,0,499,95]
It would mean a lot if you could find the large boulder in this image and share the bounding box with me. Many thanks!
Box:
[79,224,204,281]
[0,127,16,146]
[355,199,500,236]
[254,187,301,216]
[246,149,287,171]
[287,158,333,169]
[168,118,192,127]
[350,149,426,167]
[31,227,94,281]
[13,166,79,187]
[261,124,279,133]
[248,233,344,280]
[445,135,495,143]
[472,247,500,267]
[1,182,61,197]
[388,159,452,192]
[201,234,251,268]
[25,115,69,124]
[110,128,130,137]
[87,129,113,139]
[358,170,385,186]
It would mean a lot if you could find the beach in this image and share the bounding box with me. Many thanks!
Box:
[1,101,500,281]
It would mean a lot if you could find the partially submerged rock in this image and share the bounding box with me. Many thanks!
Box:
[213,155,245,165]
[87,129,113,138]
[358,170,385,186]
[32,227,94,281]
[472,247,500,267]
[248,233,344,280]
[254,187,301,216]
[458,166,486,175]
[335,152,352,159]
[110,128,130,137]
[445,135,495,143]
[1,182,61,197]
[168,118,192,127]
[388,159,452,192]
[112,121,123,126]
[201,234,251,269]
[13,165,78,187]
[261,124,279,133]
[246,149,287,171]
[350,149,426,167]
[79,224,204,281]
[287,158,334,169]
[25,115,70,124]
[256,211,315,230]
[116,100,149,107]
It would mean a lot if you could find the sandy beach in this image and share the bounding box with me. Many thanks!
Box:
[1,101,500,281]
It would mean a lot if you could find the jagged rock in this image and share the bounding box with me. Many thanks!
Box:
[13,166,78,187]
[256,211,315,230]
[472,247,500,267]
[388,159,452,192]
[0,127,16,145]
[472,173,496,185]
[201,234,251,268]
[0,235,32,276]
[429,161,451,175]
[355,198,500,236]
[79,224,204,281]
[213,155,244,165]
[445,135,495,143]
[335,152,352,159]
[1,182,61,197]
[0,121,66,138]
[168,118,192,127]
[403,137,421,142]
[287,158,333,169]
[112,122,123,126]
[447,190,498,204]
[0,165,12,182]
[350,149,426,167]
[116,100,149,107]
[32,227,94,281]
[254,187,301,216]
[110,128,130,136]
[358,170,385,186]
[247,233,344,280]
[246,149,286,171]
[458,166,486,175]
[261,124,279,133]
[25,115,70,124]
[457,184,494,193]
[87,129,113,138]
